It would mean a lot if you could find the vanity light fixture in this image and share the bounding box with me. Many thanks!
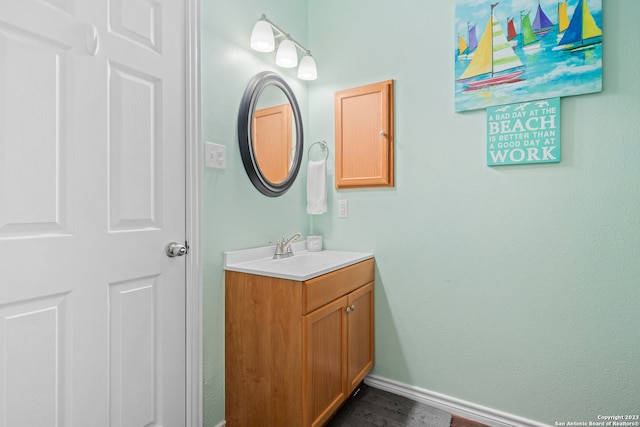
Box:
[250,19,275,52]
[276,38,298,68]
[297,54,318,80]
[250,14,318,80]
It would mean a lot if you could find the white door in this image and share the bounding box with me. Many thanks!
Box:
[0,0,186,426]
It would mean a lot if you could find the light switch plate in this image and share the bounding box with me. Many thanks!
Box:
[205,142,226,169]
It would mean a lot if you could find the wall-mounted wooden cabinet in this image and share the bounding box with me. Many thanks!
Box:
[225,259,375,427]
[335,80,394,189]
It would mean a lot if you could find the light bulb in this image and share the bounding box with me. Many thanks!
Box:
[250,20,274,52]
[297,54,318,80]
[276,39,298,68]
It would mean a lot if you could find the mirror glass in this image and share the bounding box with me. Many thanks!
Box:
[238,71,303,197]
[253,86,298,184]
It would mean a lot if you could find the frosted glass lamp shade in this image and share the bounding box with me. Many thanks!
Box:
[250,20,275,52]
[276,39,298,68]
[297,54,318,80]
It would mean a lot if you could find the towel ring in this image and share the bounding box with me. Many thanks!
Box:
[308,140,329,161]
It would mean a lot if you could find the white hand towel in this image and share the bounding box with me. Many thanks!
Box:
[306,159,327,215]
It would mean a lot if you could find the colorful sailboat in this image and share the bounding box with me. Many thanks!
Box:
[557,1,570,41]
[457,3,525,89]
[457,23,478,60]
[521,10,542,53]
[467,23,479,58]
[532,0,554,37]
[507,17,518,48]
[458,33,469,59]
[555,0,602,51]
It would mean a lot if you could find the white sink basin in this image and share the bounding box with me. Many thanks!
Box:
[224,241,373,281]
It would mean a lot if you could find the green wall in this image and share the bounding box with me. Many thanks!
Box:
[201,0,309,424]
[307,0,639,425]
[202,1,640,425]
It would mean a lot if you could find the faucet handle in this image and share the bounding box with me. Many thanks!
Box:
[270,238,285,259]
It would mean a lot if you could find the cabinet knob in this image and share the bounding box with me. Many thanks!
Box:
[351,304,356,311]
[345,307,351,314]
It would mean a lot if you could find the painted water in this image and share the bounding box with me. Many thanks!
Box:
[455,0,602,112]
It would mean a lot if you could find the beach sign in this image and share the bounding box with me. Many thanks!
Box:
[487,98,560,166]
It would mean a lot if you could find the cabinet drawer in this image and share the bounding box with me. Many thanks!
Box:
[303,258,374,314]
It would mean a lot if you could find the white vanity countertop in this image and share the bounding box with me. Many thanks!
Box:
[224,241,373,281]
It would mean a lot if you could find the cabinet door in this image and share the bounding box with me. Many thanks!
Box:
[335,80,394,189]
[347,281,375,393]
[303,296,348,427]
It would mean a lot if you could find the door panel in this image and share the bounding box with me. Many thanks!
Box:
[0,23,73,238]
[108,61,163,231]
[109,0,162,53]
[0,292,71,427]
[109,275,161,427]
[0,0,186,426]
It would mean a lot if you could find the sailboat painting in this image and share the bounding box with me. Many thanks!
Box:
[521,10,542,53]
[458,23,479,59]
[532,0,554,36]
[455,0,602,112]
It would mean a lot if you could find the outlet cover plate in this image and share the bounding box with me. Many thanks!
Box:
[338,199,348,218]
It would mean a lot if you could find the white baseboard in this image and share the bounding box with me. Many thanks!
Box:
[364,375,550,427]
[213,422,225,427]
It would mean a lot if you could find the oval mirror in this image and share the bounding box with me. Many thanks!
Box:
[238,71,303,197]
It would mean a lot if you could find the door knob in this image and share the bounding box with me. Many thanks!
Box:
[85,23,99,56]
[166,242,187,257]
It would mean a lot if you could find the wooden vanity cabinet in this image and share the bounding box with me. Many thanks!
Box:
[225,258,374,427]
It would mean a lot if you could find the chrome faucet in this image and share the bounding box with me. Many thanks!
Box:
[282,232,302,257]
[271,232,303,259]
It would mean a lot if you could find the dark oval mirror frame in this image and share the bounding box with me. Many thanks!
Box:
[238,71,304,197]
